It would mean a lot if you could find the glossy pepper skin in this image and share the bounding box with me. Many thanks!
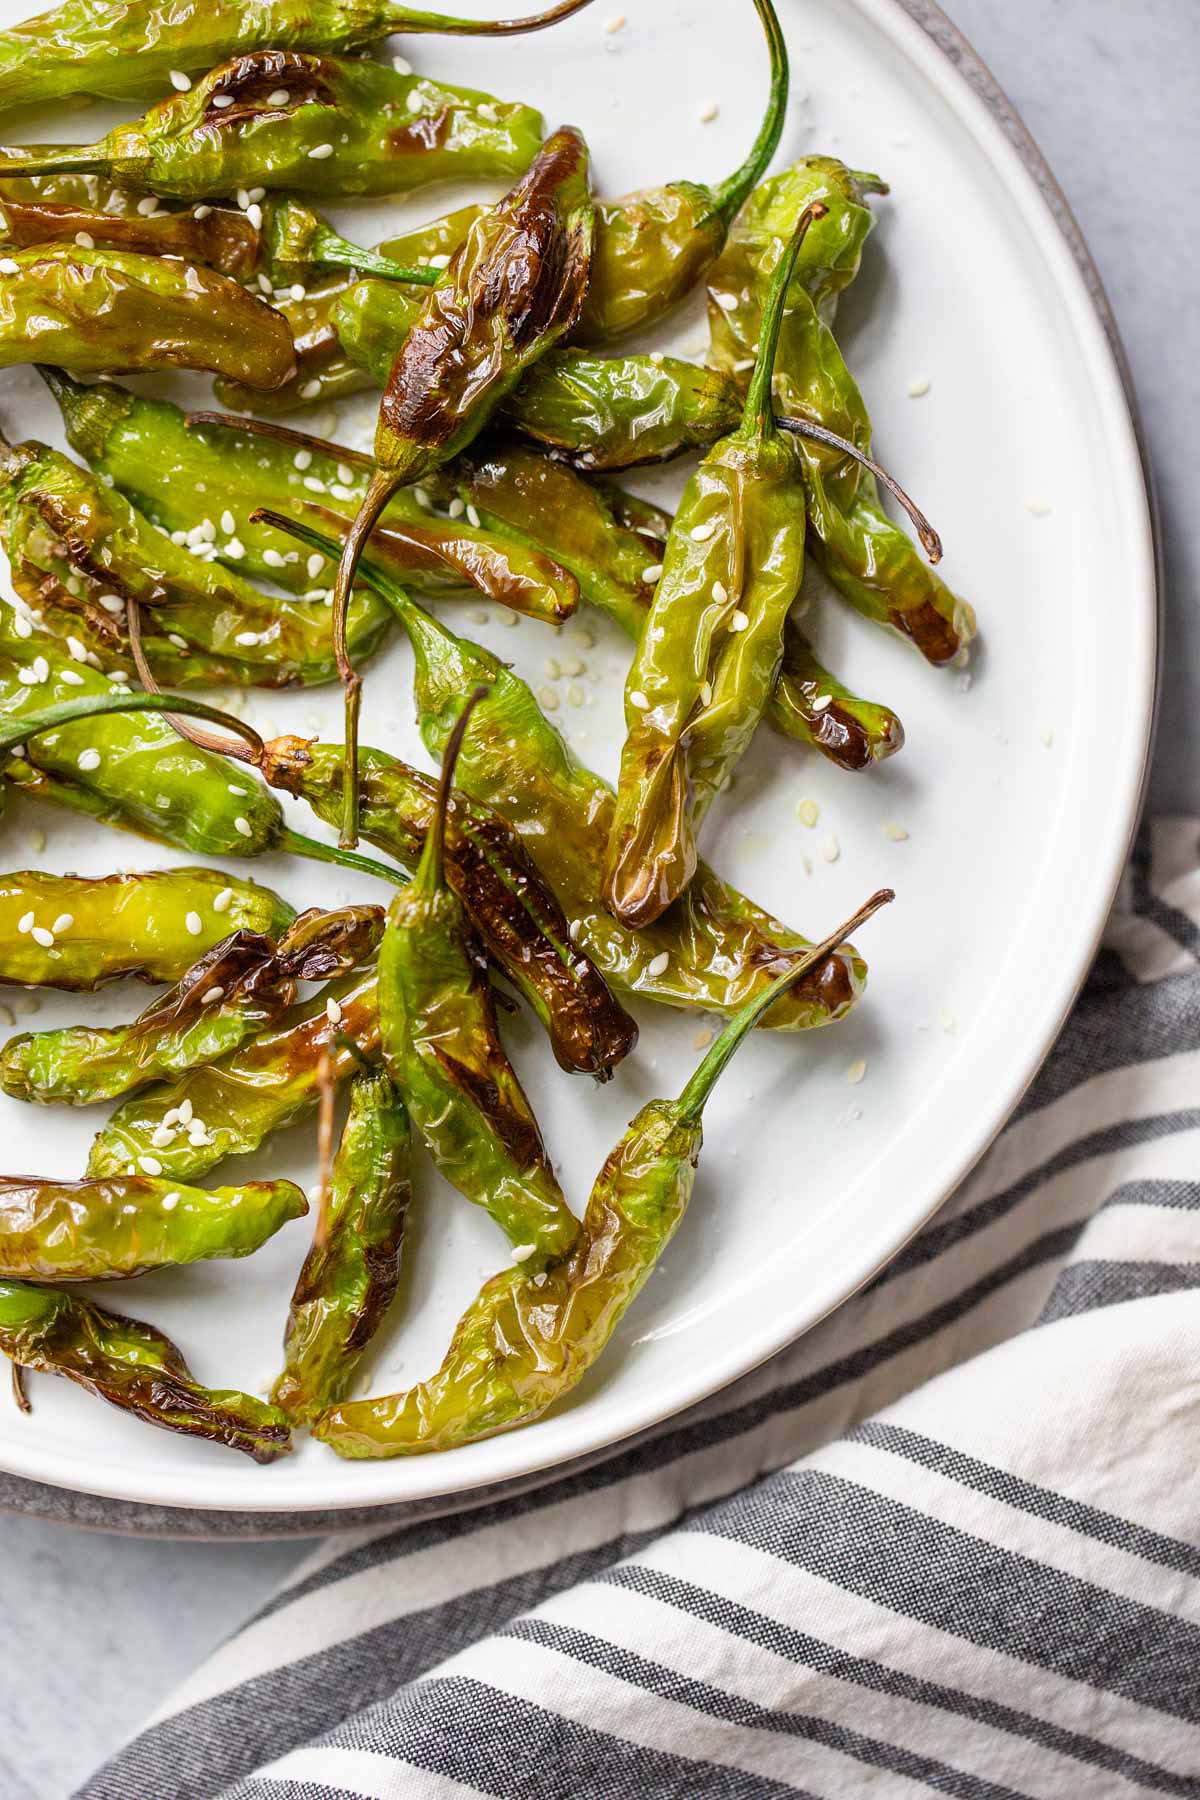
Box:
[88,965,379,1182]
[273,1070,412,1427]
[0,1279,291,1460]
[1,906,380,1105]
[316,891,891,1456]
[707,159,975,665]
[0,0,593,114]
[0,867,292,990]
[0,434,393,691]
[378,696,580,1261]
[771,618,904,769]
[604,213,818,930]
[0,1174,306,1281]
[268,510,867,1034]
[0,191,259,276]
[42,370,578,624]
[261,734,637,1080]
[259,195,437,289]
[0,52,544,202]
[0,246,294,389]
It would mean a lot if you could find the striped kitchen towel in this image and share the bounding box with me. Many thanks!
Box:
[81,819,1200,1800]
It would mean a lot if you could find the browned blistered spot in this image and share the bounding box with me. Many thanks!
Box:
[745,943,856,1017]
[17,562,121,646]
[133,930,281,1032]
[431,1044,549,1175]
[386,109,453,157]
[893,599,963,666]
[203,50,336,123]
[345,1239,407,1354]
[814,704,873,772]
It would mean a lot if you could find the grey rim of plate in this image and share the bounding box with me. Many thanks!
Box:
[0,0,1162,1541]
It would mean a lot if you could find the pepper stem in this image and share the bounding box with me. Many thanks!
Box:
[0,688,264,761]
[775,416,943,562]
[708,0,789,225]
[279,827,407,889]
[412,684,489,899]
[675,888,894,1124]
[329,467,399,850]
[0,147,108,178]
[390,0,595,33]
[741,203,827,441]
[308,225,437,286]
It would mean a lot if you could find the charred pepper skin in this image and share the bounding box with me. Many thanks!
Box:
[0,190,260,275]
[378,696,580,1261]
[273,1070,413,1428]
[0,52,545,202]
[0,1279,292,1461]
[316,893,891,1457]
[0,245,295,389]
[0,0,594,114]
[770,619,904,769]
[0,1174,307,1281]
[0,868,293,990]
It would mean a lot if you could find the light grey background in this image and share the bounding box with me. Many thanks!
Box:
[3,3,1198,1795]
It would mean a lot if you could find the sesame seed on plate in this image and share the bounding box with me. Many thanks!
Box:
[846,1058,867,1085]
[797,798,819,827]
[907,374,931,398]
[883,821,909,842]
[821,833,840,863]
[698,100,720,122]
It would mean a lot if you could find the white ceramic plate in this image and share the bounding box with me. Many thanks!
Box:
[0,0,1155,1513]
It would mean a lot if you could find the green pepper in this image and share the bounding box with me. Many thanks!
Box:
[87,964,378,1181]
[0,866,292,990]
[261,734,637,1080]
[379,692,580,1261]
[329,126,594,846]
[259,195,437,289]
[0,0,592,114]
[0,189,260,276]
[1,905,380,1104]
[770,619,904,770]
[273,1069,412,1427]
[0,245,294,389]
[0,1174,306,1281]
[0,52,544,201]
[316,889,891,1456]
[603,212,818,929]
[263,509,868,1034]
[0,1279,291,1460]
[41,369,578,623]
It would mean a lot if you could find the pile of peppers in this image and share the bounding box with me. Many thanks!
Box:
[0,0,969,1463]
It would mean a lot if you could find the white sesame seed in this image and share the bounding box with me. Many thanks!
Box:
[267,89,289,106]
[810,692,832,712]
[167,633,188,649]
[1025,497,1053,517]
[699,681,713,707]
[628,690,650,711]
[501,610,519,626]
[228,783,246,795]
[201,986,225,1004]
[325,996,343,1024]
[538,685,560,712]
[821,833,840,863]
[329,483,355,502]
[698,100,720,123]
[797,798,819,827]
[236,187,251,210]
[392,54,412,73]
[74,231,94,249]
[246,202,262,230]
[51,914,73,934]
[13,615,32,638]
[645,951,670,978]
[405,91,425,113]
[300,379,322,399]
[712,580,729,605]
[413,487,432,510]
[150,1125,176,1148]
[336,463,354,485]
[210,91,233,107]
[290,282,306,301]
[218,510,236,536]
[567,683,584,706]
[161,1191,179,1210]
[940,1009,958,1035]
[248,186,265,203]
[1040,726,1055,748]
[0,256,20,274]
[306,552,325,579]
[33,655,48,681]
[641,563,663,583]
[303,476,326,493]
[30,926,54,948]
[448,497,466,519]
[16,670,37,686]
[257,273,272,294]
[169,68,192,90]
[213,887,233,913]
[544,657,561,679]
[17,912,33,934]
[98,593,123,614]
[728,610,749,632]
[883,822,909,842]
[262,548,285,568]
[188,1121,209,1146]
[64,636,88,664]
[193,204,212,220]
[224,537,245,558]
[76,748,101,771]
[234,816,253,837]
[138,1155,163,1176]
[136,195,159,216]
[308,142,334,159]
[462,503,480,529]
[185,910,203,935]
[178,1099,193,1124]
[691,520,717,542]
[711,291,739,312]
[907,374,931,398]
[846,1059,867,1085]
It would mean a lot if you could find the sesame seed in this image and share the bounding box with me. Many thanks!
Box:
[306,553,325,579]
[810,693,831,712]
[13,615,31,638]
[213,887,233,912]
[169,68,191,90]
[712,580,729,605]
[646,951,670,977]
[16,912,33,934]
[234,816,252,837]
[907,374,931,398]
[883,822,909,842]
[821,833,840,863]
[699,681,713,707]
[161,1192,179,1211]
[448,497,466,519]
[136,195,159,216]
[59,666,85,686]
[201,986,225,1004]
[698,100,720,122]
[188,1121,209,1146]
[76,748,101,771]
[329,484,355,501]
[224,537,245,558]
[545,657,561,679]
[228,783,246,794]
[406,91,425,113]
[290,282,305,301]
[846,1058,867,1085]
[74,231,94,249]
[31,926,54,948]
[940,1009,958,1035]
[246,203,262,230]
[138,1155,163,1176]
[66,635,88,662]
[150,1125,176,1148]
[248,186,265,203]
[501,610,519,627]
[185,911,203,935]
[267,89,289,106]
[413,487,432,510]
[392,54,412,73]
[303,476,326,493]
[641,563,663,583]
[307,142,334,159]
[567,683,584,706]
[691,520,717,542]
[51,914,73,934]
[300,379,322,399]
[257,273,272,294]
[563,657,584,677]
[218,510,236,535]
[167,633,188,649]
[262,548,285,568]
[797,798,819,827]
[326,996,343,1024]
[98,593,123,614]
[711,291,739,312]
[466,503,481,528]
[0,256,20,273]
[33,655,48,681]
[193,204,212,219]
[628,690,649,711]
[16,671,37,687]
[538,685,560,711]
[337,463,354,485]
[1040,726,1055,748]
[236,187,250,210]
[178,1099,193,1124]
[728,610,749,632]
[511,1243,537,1263]
[428,253,451,270]
[1025,497,1053,517]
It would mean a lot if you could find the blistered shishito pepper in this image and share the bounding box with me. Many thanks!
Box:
[273,1070,412,1427]
[261,733,636,1080]
[266,508,867,1033]
[1,906,380,1104]
[0,1279,292,1459]
[707,159,975,664]
[0,52,544,201]
[88,964,379,1181]
[0,246,294,389]
[0,1174,306,1281]
[329,127,594,845]
[42,370,578,623]
[0,189,260,276]
[259,195,437,289]
[316,891,891,1457]
[0,0,592,114]
[604,213,820,930]
[0,866,292,990]
[379,694,580,1261]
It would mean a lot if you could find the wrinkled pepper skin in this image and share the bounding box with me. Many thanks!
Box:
[0,52,544,201]
[43,370,578,623]
[0,0,592,114]
[0,435,393,690]
[0,191,259,275]
[0,867,293,990]
[270,511,866,1033]
[771,619,904,769]
[378,703,580,1261]
[88,966,379,1181]
[0,246,294,389]
[1,906,379,1104]
[273,1070,412,1427]
[0,1173,306,1281]
[604,218,814,929]
[0,1278,291,1461]
[261,735,636,1080]
[316,896,889,1457]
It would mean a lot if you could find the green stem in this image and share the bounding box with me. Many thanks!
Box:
[708,0,789,225]
[309,226,438,286]
[412,684,489,899]
[676,889,894,1124]
[741,202,826,441]
[280,826,407,889]
[327,468,400,851]
[0,690,264,760]
[0,147,109,179]
[389,0,595,33]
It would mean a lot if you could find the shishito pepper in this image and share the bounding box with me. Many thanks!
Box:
[41,369,578,624]
[1,906,380,1104]
[0,52,544,202]
[0,189,260,277]
[264,508,867,1033]
[0,1174,306,1281]
[0,867,292,990]
[273,1069,412,1427]
[378,691,580,1262]
[0,0,593,114]
[258,195,437,289]
[0,245,294,389]
[328,125,594,845]
[771,618,904,770]
[0,1280,291,1460]
[603,211,821,930]
[316,890,892,1457]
